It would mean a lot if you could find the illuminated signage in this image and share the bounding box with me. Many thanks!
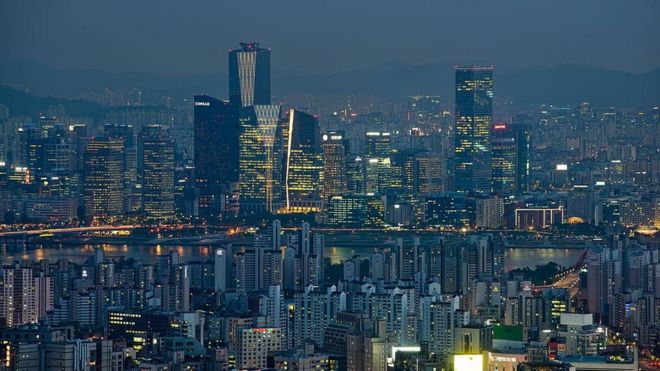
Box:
[454,354,483,371]
[556,164,568,171]
[388,346,421,366]
[194,101,210,106]
[493,123,507,130]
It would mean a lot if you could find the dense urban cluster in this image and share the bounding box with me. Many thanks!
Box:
[0,42,658,371]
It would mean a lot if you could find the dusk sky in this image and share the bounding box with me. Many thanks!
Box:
[1,0,659,75]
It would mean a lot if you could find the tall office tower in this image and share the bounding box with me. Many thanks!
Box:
[283,109,323,213]
[322,131,349,200]
[365,131,391,157]
[239,105,283,214]
[511,115,531,194]
[491,122,530,195]
[23,125,44,179]
[0,265,37,327]
[140,125,175,221]
[229,42,271,108]
[105,124,139,212]
[414,152,445,195]
[193,95,240,219]
[83,137,125,221]
[454,66,494,194]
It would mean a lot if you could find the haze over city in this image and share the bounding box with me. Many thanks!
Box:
[0,2,658,371]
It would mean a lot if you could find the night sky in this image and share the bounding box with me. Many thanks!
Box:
[1,0,658,75]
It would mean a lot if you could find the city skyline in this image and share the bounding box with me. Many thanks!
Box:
[0,4,658,371]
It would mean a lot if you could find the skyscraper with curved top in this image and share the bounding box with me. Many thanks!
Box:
[229,42,271,108]
[454,65,493,194]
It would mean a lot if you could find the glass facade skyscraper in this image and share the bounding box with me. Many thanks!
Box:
[454,66,494,194]
[229,42,271,108]
[283,109,323,213]
[83,137,125,221]
[140,125,175,221]
[193,95,239,218]
[239,105,283,214]
[491,123,530,195]
[321,131,349,201]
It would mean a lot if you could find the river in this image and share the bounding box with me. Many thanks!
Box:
[0,241,583,272]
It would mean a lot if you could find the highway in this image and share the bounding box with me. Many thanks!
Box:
[0,225,138,237]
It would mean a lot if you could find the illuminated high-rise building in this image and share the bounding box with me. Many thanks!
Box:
[83,137,125,221]
[454,66,494,194]
[229,42,271,108]
[193,95,239,218]
[491,122,530,195]
[239,105,283,214]
[365,131,391,158]
[140,125,175,221]
[104,124,139,212]
[321,131,349,200]
[414,151,444,195]
[283,109,323,213]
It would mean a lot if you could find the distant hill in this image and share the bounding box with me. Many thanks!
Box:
[1,60,658,107]
[0,85,105,118]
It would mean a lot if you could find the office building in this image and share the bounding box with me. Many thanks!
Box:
[140,125,175,221]
[454,66,494,194]
[239,104,283,214]
[283,109,323,213]
[365,131,391,158]
[83,137,125,220]
[193,95,240,218]
[492,122,530,195]
[229,42,271,107]
[322,131,349,200]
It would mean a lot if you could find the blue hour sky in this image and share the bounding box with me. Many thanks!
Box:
[1,0,658,75]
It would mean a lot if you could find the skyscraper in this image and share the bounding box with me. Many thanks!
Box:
[140,125,175,221]
[239,105,283,214]
[193,95,239,218]
[83,137,125,221]
[491,122,530,195]
[229,42,271,108]
[105,124,139,212]
[365,131,391,158]
[322,131,349,200]
[283,109,323,213]
[454,66,494,194]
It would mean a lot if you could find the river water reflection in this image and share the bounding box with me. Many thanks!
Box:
[1,242,583,272]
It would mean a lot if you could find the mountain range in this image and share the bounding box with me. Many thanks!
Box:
[0,61,658,111]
